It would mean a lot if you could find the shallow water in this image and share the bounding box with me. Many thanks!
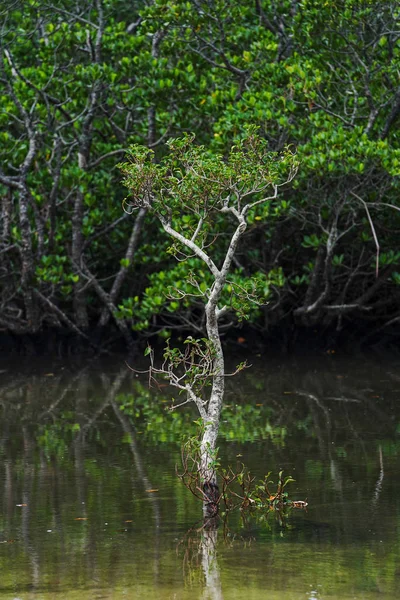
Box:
[0,353,400,599]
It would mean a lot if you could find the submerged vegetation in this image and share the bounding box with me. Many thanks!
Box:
[178,424,303,520]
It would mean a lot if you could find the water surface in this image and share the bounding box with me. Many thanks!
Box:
[0,353,399,599]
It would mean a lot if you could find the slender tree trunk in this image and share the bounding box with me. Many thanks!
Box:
[98,207,146,328]
[1,188,12,245]
[201,301,224,485]
[19,187,39,331]
[71,1,104,329]
[83,262,135,348]
[200,221,247,481]
[156,218,247,513]
[147,29,165,146]
[48,136,62,252]
[201,300,225,514]
[72,188,89,329]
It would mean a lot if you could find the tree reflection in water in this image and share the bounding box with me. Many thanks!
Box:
[201,518,223,600]
[0,355,399,597]
[178,515,223,600]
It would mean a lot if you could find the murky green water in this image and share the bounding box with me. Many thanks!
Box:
[0,353,400,599]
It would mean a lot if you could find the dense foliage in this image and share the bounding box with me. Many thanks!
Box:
[1,0,399,350]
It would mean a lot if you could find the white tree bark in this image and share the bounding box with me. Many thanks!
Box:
[201,525,223,600]
[157,213,250,511]
[199,220,247,495]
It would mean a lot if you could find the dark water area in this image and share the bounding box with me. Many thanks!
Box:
[0,353,400,599]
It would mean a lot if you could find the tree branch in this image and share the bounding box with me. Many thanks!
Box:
[159,215,220,279]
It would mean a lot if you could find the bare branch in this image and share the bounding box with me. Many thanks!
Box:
[350,191,380,277]
[159,215,220,280]
[87,148,128,170]
[43,4,99,29]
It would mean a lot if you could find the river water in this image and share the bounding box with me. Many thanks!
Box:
[0,352,399,599]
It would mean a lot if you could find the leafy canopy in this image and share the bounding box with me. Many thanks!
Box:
[118,128,297,328]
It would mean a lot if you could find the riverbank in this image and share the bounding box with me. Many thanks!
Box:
[1,318,399,358]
